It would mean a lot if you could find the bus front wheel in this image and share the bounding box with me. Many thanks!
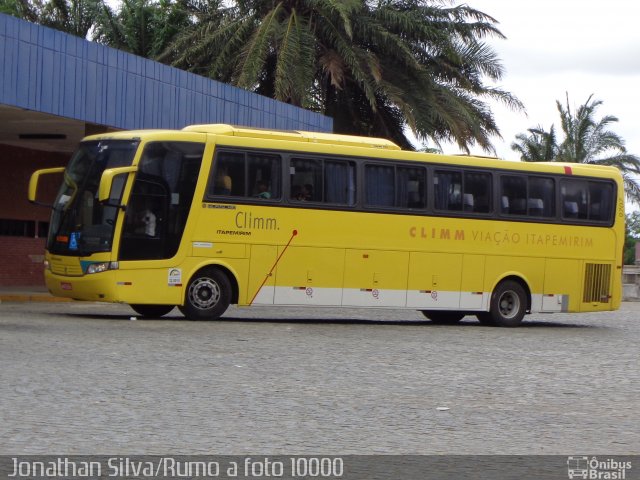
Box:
[130,304,175,318]
[180,268,231,320]
[487,280,527,327]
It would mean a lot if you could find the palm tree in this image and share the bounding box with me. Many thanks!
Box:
[13,0,103,38]
[511,125,557,162]
[92,0,191,58]
[1,0,21,16]
[512,94,640,203]
[164,0,522,151]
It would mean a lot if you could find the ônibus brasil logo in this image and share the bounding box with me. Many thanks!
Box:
[567,456,632,480]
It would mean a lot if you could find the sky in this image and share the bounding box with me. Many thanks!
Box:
[444,0,640,160]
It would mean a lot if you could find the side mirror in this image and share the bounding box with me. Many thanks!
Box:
[28,167,65,205]
[98,166,138,203]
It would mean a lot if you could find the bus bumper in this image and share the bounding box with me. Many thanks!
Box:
[45,270,119,302]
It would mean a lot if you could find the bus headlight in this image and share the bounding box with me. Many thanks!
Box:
[85,262,119,274]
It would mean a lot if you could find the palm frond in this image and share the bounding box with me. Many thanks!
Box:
[236,3,283,90]
[274,9,316,105]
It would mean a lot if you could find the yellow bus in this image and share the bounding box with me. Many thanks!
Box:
[29,124,624,326]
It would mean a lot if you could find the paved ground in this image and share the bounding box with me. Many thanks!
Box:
[0,300,638,454]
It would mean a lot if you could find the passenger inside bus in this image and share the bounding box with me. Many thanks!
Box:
[215,166,232,195]
[254,180,271,199]
[292,184,313,201]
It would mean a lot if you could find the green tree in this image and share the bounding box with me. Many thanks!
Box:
[511,125,557,161]
[12,0,103,38]
[512,94,640,204]
[93,0,190,58]
[624,211,640,265]
[164,0,521,150]
[1,0,21,16]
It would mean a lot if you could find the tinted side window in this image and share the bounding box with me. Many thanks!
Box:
[501,175,527,215]
[588,181,614,221]
[501,175,555,217]
[365,164,426,209]
[561,179,588,219]
[561,178,614,222]
[365,165,395,207]
[248,153,281,200]
[398,166,426,208]
[325,160,356,204]
[464,171,491,213]
[529,177,555,217]
[435,169,490,213]
[434,170,463,211]
[212,151,244,196]
[209,150,281,200]
[290,158,322,202]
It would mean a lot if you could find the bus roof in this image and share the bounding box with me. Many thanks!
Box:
[81,124,621,181]
[182,124,402,150]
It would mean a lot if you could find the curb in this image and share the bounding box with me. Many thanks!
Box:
[0,294,73,303]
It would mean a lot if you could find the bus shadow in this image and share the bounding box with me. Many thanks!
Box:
[217,317,601,329]
[61,313,602,329]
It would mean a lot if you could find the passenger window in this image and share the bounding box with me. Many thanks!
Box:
[211,151,244,197]
[324,160,356,204]
[248,153,281,200]
[588,182,613,221]
[435,170,489,213]
[290,158,355,205]
[464,172,491,213]
[501,176,527,215]
[365,164,426,209]
[290,158,322,202]
[561,179,588,220]
[561,179,613,222]
[365,165,394,207]
[434,170,462,211]
[398,166,426,209]
[209,151,281,200]
[529,177,555,217]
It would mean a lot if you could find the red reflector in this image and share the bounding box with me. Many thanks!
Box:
[564,166,573,175]
[56,235,69,242]
[61,282,72,290]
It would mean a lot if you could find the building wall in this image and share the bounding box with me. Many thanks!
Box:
[0,237,46,285]
[1,144,64,220]
[0,144,65,286]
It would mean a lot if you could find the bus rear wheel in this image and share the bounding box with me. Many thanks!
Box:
[130,304,175,318]
[487,280,527,327]
[180,268,231,320]
[421,311,465,324]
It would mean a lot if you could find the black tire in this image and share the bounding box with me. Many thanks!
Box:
[180,268,231,320]
[130,304,174,318]
[421,311,465,324]
[488,280,527,327]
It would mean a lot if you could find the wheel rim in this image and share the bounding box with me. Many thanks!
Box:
[498,290,520,319]
[188,277,221,310]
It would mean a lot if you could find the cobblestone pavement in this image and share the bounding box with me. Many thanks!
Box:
[1,301,638,454]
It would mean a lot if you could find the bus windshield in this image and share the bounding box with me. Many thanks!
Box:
[48,140,139,256]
